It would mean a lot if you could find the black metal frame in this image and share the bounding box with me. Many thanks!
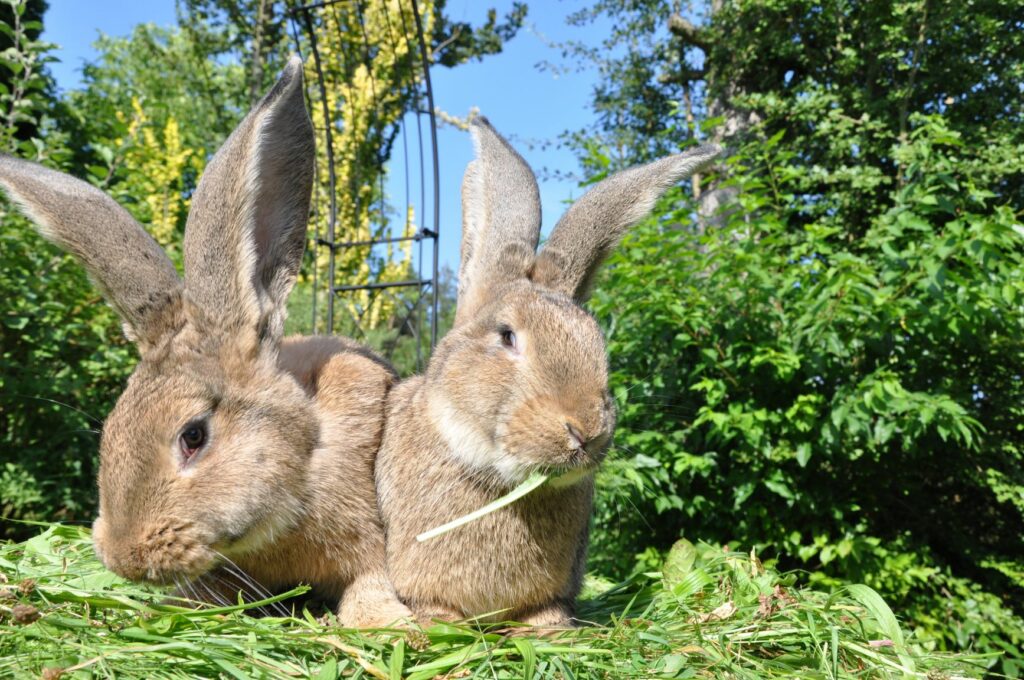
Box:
[287,0,441,369]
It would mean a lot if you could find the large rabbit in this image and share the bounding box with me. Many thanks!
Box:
[0,58,411,627]
[375,117,719,626]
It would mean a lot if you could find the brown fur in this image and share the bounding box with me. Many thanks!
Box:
[376,118,719,626]
[0,58,410,627]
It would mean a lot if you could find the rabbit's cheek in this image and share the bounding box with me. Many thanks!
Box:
[428,390,522,482]
[502,397,568,466]
[212,491,305,558]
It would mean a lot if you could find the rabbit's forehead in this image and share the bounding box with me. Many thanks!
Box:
[102,369,215,448]
[490,289,609,385]
[509,289,604,346]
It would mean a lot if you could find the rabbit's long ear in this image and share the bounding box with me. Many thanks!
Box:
[455,116,541,327]
[0,156,182,353]
[183,56,313,348]
[532,144,721,302]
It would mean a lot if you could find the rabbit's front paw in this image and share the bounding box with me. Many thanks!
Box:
[518,601,576,630]
[338,574,414,628]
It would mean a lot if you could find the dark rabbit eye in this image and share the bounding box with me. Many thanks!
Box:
[179,421,207,459]
[499,327,517,349]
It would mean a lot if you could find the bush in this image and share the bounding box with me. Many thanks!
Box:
[0,213,134,534]
[588,116,1024,674]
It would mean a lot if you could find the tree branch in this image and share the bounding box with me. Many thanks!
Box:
[668,13,709,51]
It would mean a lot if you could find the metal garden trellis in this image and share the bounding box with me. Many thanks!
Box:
[286,0,441,371]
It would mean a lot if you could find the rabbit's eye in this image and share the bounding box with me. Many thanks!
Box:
[499,327,517,350]
[179,422,207,459]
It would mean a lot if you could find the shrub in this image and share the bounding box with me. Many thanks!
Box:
[588,116,1024,673]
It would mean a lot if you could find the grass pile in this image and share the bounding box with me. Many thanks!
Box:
[0,524,988,679]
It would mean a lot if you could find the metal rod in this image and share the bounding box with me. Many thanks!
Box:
[334,279,433,292]
[319,233,429,249]
[301,8,338,333]
[411,0,441,348]
[287,0,350,14]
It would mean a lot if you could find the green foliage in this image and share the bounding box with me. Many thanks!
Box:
[0,524,984,678]
[64,22,248,245]
[588,117,1024,673]
[0,0,53,152]
[0,213,134,532]
[430,0,528,67]
[0,0,133,535]
[569,1,1023,673]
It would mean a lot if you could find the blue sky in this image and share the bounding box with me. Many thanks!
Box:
[42,1,610,275]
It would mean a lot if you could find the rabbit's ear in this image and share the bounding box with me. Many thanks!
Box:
[183,56,313,348]
[455,116,541,326]
[532,144,721,302]
[0,156,182,353]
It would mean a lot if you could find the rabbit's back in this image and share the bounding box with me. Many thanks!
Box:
[233,335,396,600]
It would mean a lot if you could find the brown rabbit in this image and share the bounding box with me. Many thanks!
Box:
[0,58,410,627]
[375,117,719,626]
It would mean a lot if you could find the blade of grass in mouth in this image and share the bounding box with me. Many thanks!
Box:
[415,472,550,542]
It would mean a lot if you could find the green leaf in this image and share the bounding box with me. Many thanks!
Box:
[512,638,537,680]
[795,443,812,467]
[846,584,916,672]
[389,639,405,680]
[662,538,698,589]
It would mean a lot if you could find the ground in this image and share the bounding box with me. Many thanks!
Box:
[0,525,987,679]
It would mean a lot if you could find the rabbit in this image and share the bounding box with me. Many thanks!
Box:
[0,57,411,628]
[374,116,720,627]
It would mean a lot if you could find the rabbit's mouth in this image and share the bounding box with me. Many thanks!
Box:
[210,527,263,557]
[542,448,603,479]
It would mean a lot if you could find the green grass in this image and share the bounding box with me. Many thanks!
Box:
[0,525,990,679]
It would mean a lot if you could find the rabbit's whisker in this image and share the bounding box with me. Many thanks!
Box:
[210,572,245,607]
[19,394,103,425]
[179,576,199,605]
[174,575,194,605]
[216,554,269,597]
[193,575,219,607]
[214,552,289,616]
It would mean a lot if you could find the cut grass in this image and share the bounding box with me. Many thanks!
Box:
[0,524,991,679]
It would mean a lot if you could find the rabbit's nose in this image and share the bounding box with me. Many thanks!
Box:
[565,421,609,455]
[566,422,587,450]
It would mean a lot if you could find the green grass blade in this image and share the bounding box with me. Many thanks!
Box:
[389,638,405,680]
[846,583,916,674]
[513,638,537,680]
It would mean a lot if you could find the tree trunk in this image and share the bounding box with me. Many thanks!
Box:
[671,1,758,231]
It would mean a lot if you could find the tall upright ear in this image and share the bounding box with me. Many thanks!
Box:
[532,144,721,302]
[454,116,541,327]
[0,156,182,354]
[183,55,314,348]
